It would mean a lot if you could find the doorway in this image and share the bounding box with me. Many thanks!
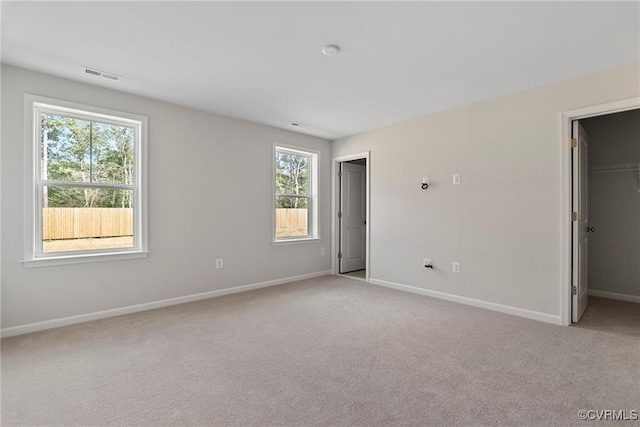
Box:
[332,152,370,281]
[564,100,640,325]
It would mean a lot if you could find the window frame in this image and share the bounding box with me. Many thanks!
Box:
[23,94,149,267]
[273,143,320,244]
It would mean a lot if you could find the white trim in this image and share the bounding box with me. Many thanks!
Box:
[588,290,640,304]
[22,250,150,268]
[271,237,321,247]
[23,94,149,265]
[560,97,640,326]
[272,142,320,242]
[0,270,333,338]
[36,103,141,128]
[0,62,3,333]
[331,152,371,281]
[369,278,562,325]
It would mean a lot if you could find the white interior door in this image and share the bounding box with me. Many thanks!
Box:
[572,121,589,323]
[340,162,366,273]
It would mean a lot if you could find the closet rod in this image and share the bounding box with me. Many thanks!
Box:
[589,163,640,173]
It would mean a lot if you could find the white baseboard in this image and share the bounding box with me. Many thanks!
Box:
[1,270,333,338]
[588,289,640,304]
[369,278,563,326]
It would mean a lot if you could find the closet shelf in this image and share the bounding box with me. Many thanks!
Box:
[589,163,640,173]
[589,162,640,192]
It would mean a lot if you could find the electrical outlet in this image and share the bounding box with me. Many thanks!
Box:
[452,262,460,273]
[423,258,432,268]
[453,173,461,184]
[216,258,223,269]
[320,247,326,256]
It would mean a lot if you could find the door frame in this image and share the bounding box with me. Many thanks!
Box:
[332,152,370,280]
[560,97,640,326]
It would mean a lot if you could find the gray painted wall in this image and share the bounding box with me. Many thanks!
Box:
[582,110,640,298]
[1,65,332,329]
[333,61,640,320]
[3,61,639,332]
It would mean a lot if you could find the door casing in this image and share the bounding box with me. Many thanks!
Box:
[331,152,370,280]
[560,97,640,326]
[339,161,367,273]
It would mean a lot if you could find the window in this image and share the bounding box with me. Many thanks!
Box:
[24,95,148,267]
[274,144,319,242]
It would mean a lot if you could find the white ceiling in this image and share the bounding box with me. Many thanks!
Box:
[2,1,639,140]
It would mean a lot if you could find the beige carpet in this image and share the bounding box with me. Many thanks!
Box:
[341,269,366,280]
[2,276,639,426]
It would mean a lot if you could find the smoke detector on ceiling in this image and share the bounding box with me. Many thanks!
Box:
[322,44,340,55]
[82,67,121,82]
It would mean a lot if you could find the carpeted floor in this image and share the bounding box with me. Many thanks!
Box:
[575,295,640,338]
[341,269,366,280]
[2,276,639,426]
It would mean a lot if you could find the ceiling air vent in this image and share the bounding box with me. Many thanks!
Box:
[83,67,121,82]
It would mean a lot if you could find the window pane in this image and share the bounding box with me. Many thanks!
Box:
[275,196,308,238]
[92,122,135,185]
[276,195,308,209]
[41,114,91,183]
[41,114,135,185]
[42,186,134,253]
[275,151,309,195]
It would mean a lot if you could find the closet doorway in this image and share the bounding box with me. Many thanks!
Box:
[570,108,640,330]
[332,152,370,282]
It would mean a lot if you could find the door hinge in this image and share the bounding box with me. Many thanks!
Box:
[572,285,577,296]
[338,171,342,178]
[338,252,342,259]
[338,212,343,219]
[572,211,577,221]
[571,138,577,148]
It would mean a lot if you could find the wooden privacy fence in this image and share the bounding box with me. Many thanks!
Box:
[43,207,307,240]
[275,208,307,231]
[43,208,133,240]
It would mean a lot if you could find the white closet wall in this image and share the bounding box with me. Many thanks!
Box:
[583,109,640,299]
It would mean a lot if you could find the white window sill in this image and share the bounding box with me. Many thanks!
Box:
[22,250,150,268]
[272,238,321,247]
